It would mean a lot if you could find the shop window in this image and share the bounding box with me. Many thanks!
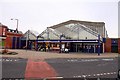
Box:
[53,43,57,47]
[50,43,52,47]
[111,39,118,44]
[57,44,60,47]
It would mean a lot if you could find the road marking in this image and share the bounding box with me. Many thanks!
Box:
[78,76,81,77]
[68,59,99,62]
[88,75,91,77]
[47,77,63,79]
[110,73,114,74]
[82,75,86,78]
[102,59,114,61]
[81,59,99,62]
[14,79,19,80]
[73,72,116,78]
[67,60,70,61]
[113,72,116,74]
[67,58,114,63]
[14,60,17,61]
[96,74,100,76]
[73,76,76,77]
[67,59,78,62]
[0,59,18,62]
[100,73,103,75]
[93,74,96,76]
[25,59,57,78]
[103,73,106,75]
[6,59,9,61]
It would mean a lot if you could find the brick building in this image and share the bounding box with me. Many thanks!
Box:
[105,38,120,53]
[0,23,23,49]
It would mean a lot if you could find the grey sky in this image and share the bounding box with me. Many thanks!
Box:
[0,0,119,38]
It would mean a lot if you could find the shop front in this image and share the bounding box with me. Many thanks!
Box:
[70,42,103,53]
[36,39,102,53]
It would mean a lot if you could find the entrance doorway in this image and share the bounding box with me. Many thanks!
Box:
[71,42,102,53]
[72,43,82,52]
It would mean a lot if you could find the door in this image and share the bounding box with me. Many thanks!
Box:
[111,46,118,53]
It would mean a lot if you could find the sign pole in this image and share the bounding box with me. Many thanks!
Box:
[98,34,100,56]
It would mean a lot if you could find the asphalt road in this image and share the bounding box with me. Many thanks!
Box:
[46,58,118,78]
[1,57,118,79]
[2,57,27,78]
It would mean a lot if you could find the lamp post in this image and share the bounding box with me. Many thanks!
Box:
[11,18,19,49]
[59,34,65,53]
[11,18,19,31]
[26,30,30,51]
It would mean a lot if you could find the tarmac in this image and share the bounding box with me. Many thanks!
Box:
[0,49,118,59]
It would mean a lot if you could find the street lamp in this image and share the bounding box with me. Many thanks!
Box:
[11,18,19,49]
[11,18,19,31]
[59,34,65,53]
[26,30,30,51]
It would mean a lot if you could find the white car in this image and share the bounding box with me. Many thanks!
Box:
[64,48,69,53]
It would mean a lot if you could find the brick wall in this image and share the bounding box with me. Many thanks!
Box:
[105,38,111,52]
[0,26,7,37]
[118,38,120,53]
[5,37,12,49]
[0,27,2,36]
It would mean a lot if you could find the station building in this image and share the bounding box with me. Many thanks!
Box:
[1,20,119,53]
[21,30,39,49]
[0,23,23,49]
[36,20,108,53]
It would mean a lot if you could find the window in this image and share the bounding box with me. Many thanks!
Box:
[53,43,57,47]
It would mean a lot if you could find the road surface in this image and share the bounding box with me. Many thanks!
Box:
[1,57,118,79]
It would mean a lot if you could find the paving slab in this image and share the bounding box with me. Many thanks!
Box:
[0,49,118,59]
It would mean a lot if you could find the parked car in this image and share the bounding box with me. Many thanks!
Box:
[64,48,69,53]
[61,48,69,53]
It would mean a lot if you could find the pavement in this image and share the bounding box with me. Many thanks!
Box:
[0,49,118,59]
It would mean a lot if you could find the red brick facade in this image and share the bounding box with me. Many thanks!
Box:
[105,38,111,52]
[118,38,120,53]
[5,37,12,49]
[0,23,23,49]
[0,24,7,37]
[6,32,23,49]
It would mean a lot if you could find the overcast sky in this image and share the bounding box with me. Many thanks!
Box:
[0,0,119,38]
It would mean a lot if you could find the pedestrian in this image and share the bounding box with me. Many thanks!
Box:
[48,45,50,51]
